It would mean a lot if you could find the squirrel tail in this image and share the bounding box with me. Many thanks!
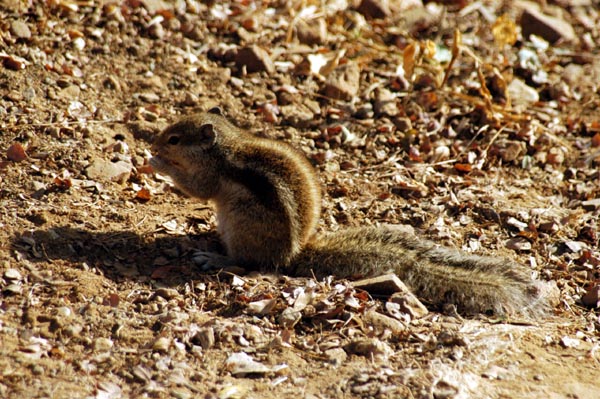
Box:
[289,226,554,317]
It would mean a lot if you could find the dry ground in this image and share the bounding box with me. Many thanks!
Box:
[1,1,599,398]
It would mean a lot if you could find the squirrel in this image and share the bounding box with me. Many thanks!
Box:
[149,108,553,317]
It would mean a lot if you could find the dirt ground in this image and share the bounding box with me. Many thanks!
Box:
[1,1,599,398]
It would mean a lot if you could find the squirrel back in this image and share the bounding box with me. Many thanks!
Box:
[150,110,553,317]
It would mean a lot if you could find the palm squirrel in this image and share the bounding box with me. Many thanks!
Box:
[149,108,552,317]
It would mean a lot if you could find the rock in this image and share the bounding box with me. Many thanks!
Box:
[59,85,81,100]
[295,18,327,45]
[280,103,315,128]
[357,0,391,19]
[10,20,31,40]
[324,348,347,367]
[505,236,532,251]
[141,0,172,14]
[321,62,360,101]
[388,291,429,319]
[581,198,600,211]
[235,46,274,74]
[508,78,539,107]
[193,327,215,349]
[392,116,412,132]
[344,338,393,362]
[4,268,22,281]
[520,7,577,44]
[85,158,133,183]
[373,88,398,117]
[351,273,409,295]
[581,285,600,308]
[363,310,406,334]
[137,92,160,103]
[154,287,179,299]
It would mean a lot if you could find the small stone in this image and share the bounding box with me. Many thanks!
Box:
[137,92,160,103]
[152,336,171,352]
[10,20,31,39]
[85,158,132,183]
[581,285,600,308]
[154,287,179,299]
[148,23,165,39]
[357,0,391,19]
[295,18,327,45]
[3,283,22,295]
[581,198,600,211]
[351,273,409,296]
[392,116,412,132]
[505,236,532,251]
[4,268,22,281]
[520,7,577,44]
[59,85,81,100]
[373,88,398,117]
[322,62,360,101]
[280,104,315,128]
[55,306,73,320]
[324,348,347,367]
[508,78,539,107]
[363,310,406,334]
[344,338,393,362]
[277,308,302,329]
[388,292,429,319]
[235,46,274,74]
[183,91,199,106]
[64,324,83,337]
[94,337,114,352]
[193,327,215,349]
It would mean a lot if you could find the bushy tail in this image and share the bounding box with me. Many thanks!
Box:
[289,226,553,317]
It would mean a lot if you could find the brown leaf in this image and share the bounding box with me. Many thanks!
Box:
[135,188,152,202]
[7,143,27,162]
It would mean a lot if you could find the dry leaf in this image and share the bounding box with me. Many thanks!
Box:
[7,143,27,162]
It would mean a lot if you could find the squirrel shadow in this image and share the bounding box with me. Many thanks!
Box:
[11,226,224,286]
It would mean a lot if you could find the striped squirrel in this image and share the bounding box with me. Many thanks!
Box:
[149,108,553,316]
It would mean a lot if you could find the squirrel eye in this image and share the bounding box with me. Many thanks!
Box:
[167,136,180,145]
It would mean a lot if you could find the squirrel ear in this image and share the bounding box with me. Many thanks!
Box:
[197,123,217,148]
[207,106,223,116]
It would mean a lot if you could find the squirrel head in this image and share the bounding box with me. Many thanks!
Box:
[149,112,231,199]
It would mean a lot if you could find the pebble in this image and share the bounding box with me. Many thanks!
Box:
[351,273,409,295]
[280,104,315,128]
[235,46,275,74]
[3,283,22,295]
[10,20,31,39]
[137,92,160,103]
[324,348,347,367]
[363,310,406,334]
[388,291,429,319]
[154,287,179,299]
[295,18,327,45]
[508,78,539,107]
[373,88,399,117]
[322,62,360,101]
[193,327,215,349]
[344,338,393,362]
[357,0,391,19]
[4,268,22,281]
[85,158,133,183]
[581,285,600,308]
[520,6,577,43]
[152,336,171,352]
[94,337,114,352]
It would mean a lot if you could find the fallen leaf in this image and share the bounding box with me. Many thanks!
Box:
[7,143,27,162]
